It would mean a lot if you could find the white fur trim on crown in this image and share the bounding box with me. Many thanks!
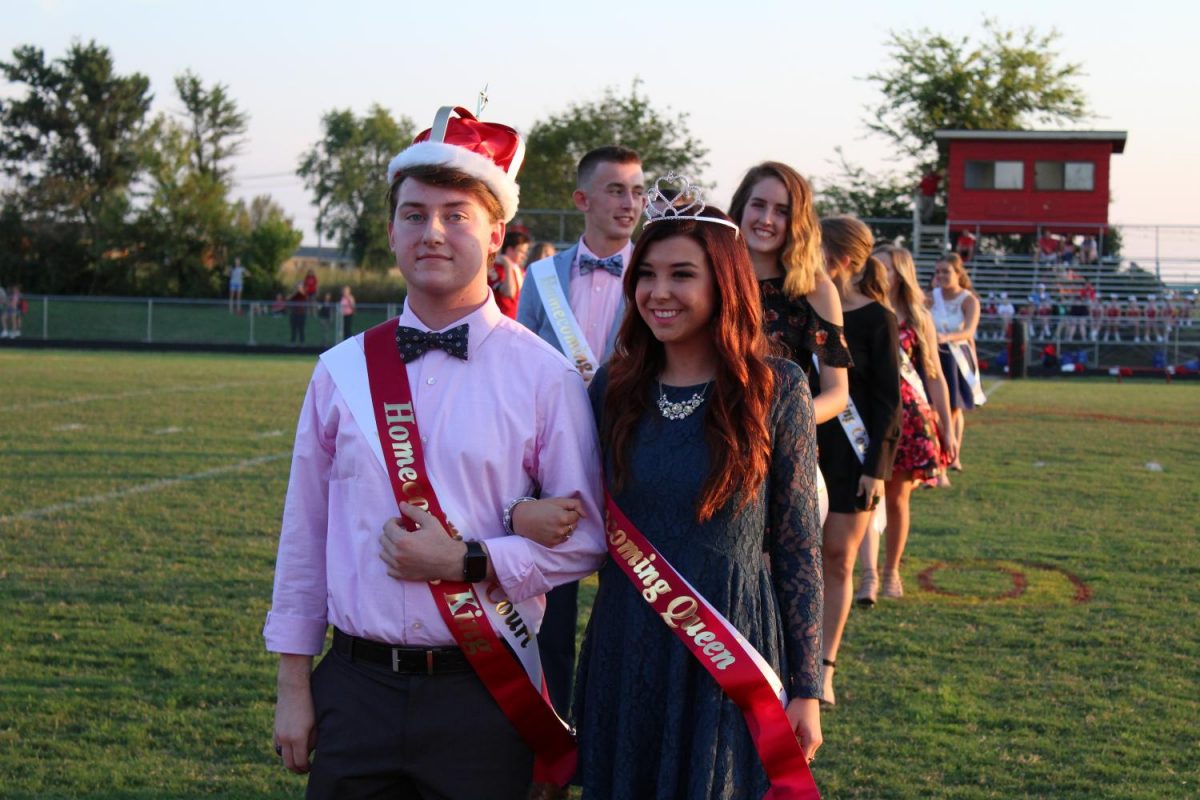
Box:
[386,141,520,222]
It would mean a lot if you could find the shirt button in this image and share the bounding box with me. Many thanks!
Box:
[412,622,423,630]
[426,377,436,385]
[594,287,602,293]
[421,436,428,444]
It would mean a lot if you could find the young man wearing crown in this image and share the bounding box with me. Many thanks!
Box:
[264,106,605,799]
[515,145,646,721]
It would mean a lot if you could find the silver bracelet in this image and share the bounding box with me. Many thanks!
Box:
[503,496,538,535]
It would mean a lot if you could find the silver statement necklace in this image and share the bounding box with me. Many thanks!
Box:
[657,380,713,421]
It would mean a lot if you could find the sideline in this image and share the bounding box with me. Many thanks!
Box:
[0,452,290,524]
[0,380,278,413]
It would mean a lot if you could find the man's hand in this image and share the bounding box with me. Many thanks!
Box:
[274,654,317,774]
[379,502,467,582]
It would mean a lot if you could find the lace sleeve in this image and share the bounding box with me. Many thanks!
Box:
[766,360,824,699]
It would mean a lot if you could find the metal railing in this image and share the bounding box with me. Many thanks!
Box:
[974,313,1199,370]
[8,295,404,348]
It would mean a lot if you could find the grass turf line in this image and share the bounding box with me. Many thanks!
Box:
[1,351,1197,799]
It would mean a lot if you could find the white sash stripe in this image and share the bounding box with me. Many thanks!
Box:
[530,260,600,384]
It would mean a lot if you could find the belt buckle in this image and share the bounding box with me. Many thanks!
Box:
[391,648,401,673]
[425,650,434,676]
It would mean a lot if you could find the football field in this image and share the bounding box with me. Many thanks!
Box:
[1,349,1196,799]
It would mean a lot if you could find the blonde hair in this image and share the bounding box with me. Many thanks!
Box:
[820,214,880,299]
[876,245,939,377]
[728,162,823,299]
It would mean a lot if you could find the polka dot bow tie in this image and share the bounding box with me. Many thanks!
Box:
[578,253,624,277]
[394,323,469,362]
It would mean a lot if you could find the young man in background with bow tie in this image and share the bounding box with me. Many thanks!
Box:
[515,146,646,724]
[265,106,604,799]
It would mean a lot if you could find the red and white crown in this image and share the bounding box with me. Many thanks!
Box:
[387,106,525,222]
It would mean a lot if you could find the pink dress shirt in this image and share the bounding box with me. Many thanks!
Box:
[263,295,606,656]
[567,238,633,361]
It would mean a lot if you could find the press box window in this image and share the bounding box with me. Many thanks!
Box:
[964,160,1024,190]
[1035,161,1095,191]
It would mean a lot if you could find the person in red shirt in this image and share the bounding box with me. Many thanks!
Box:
[489,229,531,318]
[917,170,940,223]
[955,230,976,263]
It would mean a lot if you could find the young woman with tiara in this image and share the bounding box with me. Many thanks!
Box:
[929,253,982,471]
[816,215,902,705]
[512,175,824,798]
[854,245,957,605]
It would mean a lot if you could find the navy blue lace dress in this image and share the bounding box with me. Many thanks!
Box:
[573,359,823,800]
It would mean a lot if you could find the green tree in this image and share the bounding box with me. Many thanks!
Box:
[517,80,708,241]
[298,105,414,269]
[174,70,248,184]
[232,194,302,298]
[866,19,1088,168]
[819,20,1089,223]
[0,41,153,292]
[135,73,248,295]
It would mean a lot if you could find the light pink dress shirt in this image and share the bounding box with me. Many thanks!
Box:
[567,238,633,361]
[263,295,605,656]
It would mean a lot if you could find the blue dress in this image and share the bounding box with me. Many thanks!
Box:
[574,359,823,800]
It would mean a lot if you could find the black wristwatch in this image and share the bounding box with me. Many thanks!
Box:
[463,541,488,583]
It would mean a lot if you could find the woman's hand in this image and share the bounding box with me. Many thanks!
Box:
[940,427,959,467]
[856,475,884,511]
[785,697,822,764]
[512,497,587,547]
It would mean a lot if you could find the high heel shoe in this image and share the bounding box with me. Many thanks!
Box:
[820,658,837,706]
[854,570,877,607]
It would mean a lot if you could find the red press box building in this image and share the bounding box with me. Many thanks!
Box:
[935,129,1127,239]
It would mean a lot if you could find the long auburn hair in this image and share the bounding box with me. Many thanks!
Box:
[603,208,774,522]
[876,245,939,377]
[728,162,823,299]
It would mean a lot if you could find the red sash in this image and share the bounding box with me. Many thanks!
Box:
[363,318,577,786]
[605,492,821,800]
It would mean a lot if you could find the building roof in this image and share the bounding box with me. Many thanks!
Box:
[934,129,1127,153]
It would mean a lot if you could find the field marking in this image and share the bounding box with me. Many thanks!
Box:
[984,379,1007,399]
[0,380,282,414]
[0,452,290,524]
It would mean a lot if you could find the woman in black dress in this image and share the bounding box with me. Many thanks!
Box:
[816,215,902,704]
[729,162,851,425]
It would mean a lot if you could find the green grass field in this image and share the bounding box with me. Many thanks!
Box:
[1,349,1197,799]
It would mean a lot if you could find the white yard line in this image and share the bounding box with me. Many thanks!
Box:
[0,381,279,413]
[984,379,1007,400]
[0,452,290,524]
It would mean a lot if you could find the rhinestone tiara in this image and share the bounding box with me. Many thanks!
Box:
[643,172,741,235]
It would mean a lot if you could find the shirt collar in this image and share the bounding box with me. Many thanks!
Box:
[398,291,504,360]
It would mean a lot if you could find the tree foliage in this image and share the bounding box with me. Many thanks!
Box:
[0,40,153,291]
[298,105,414,269]
[866,19,1089,168]
[233,195,303,298]
[518,79,708,216]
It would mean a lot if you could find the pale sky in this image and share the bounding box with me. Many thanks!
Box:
[4,0,1197,261]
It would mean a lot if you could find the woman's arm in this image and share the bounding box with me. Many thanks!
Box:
[807,278,850,424]
[923,316,958,464]
[766,365,824,759]
[863,309,902,481]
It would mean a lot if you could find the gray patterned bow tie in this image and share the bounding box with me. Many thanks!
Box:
[579,253,624,277]
[395,324,469,362]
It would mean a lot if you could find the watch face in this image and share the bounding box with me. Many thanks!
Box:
[464,541,488,583]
